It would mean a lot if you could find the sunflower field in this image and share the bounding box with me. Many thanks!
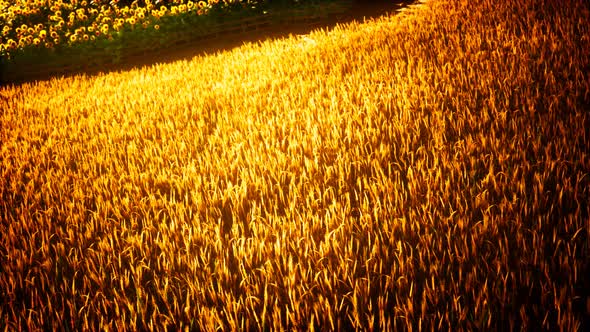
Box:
[1,0,223,54]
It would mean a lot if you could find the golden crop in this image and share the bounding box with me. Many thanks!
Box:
[1,0,589,330]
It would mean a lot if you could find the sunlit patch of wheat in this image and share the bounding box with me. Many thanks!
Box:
[1,0,589,329]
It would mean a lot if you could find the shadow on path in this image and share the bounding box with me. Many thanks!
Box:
[6,0,415,84]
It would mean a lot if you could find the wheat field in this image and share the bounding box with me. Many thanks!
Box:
[1,0,589,330]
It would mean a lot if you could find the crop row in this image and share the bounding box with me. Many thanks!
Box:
[0,0,350,83]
